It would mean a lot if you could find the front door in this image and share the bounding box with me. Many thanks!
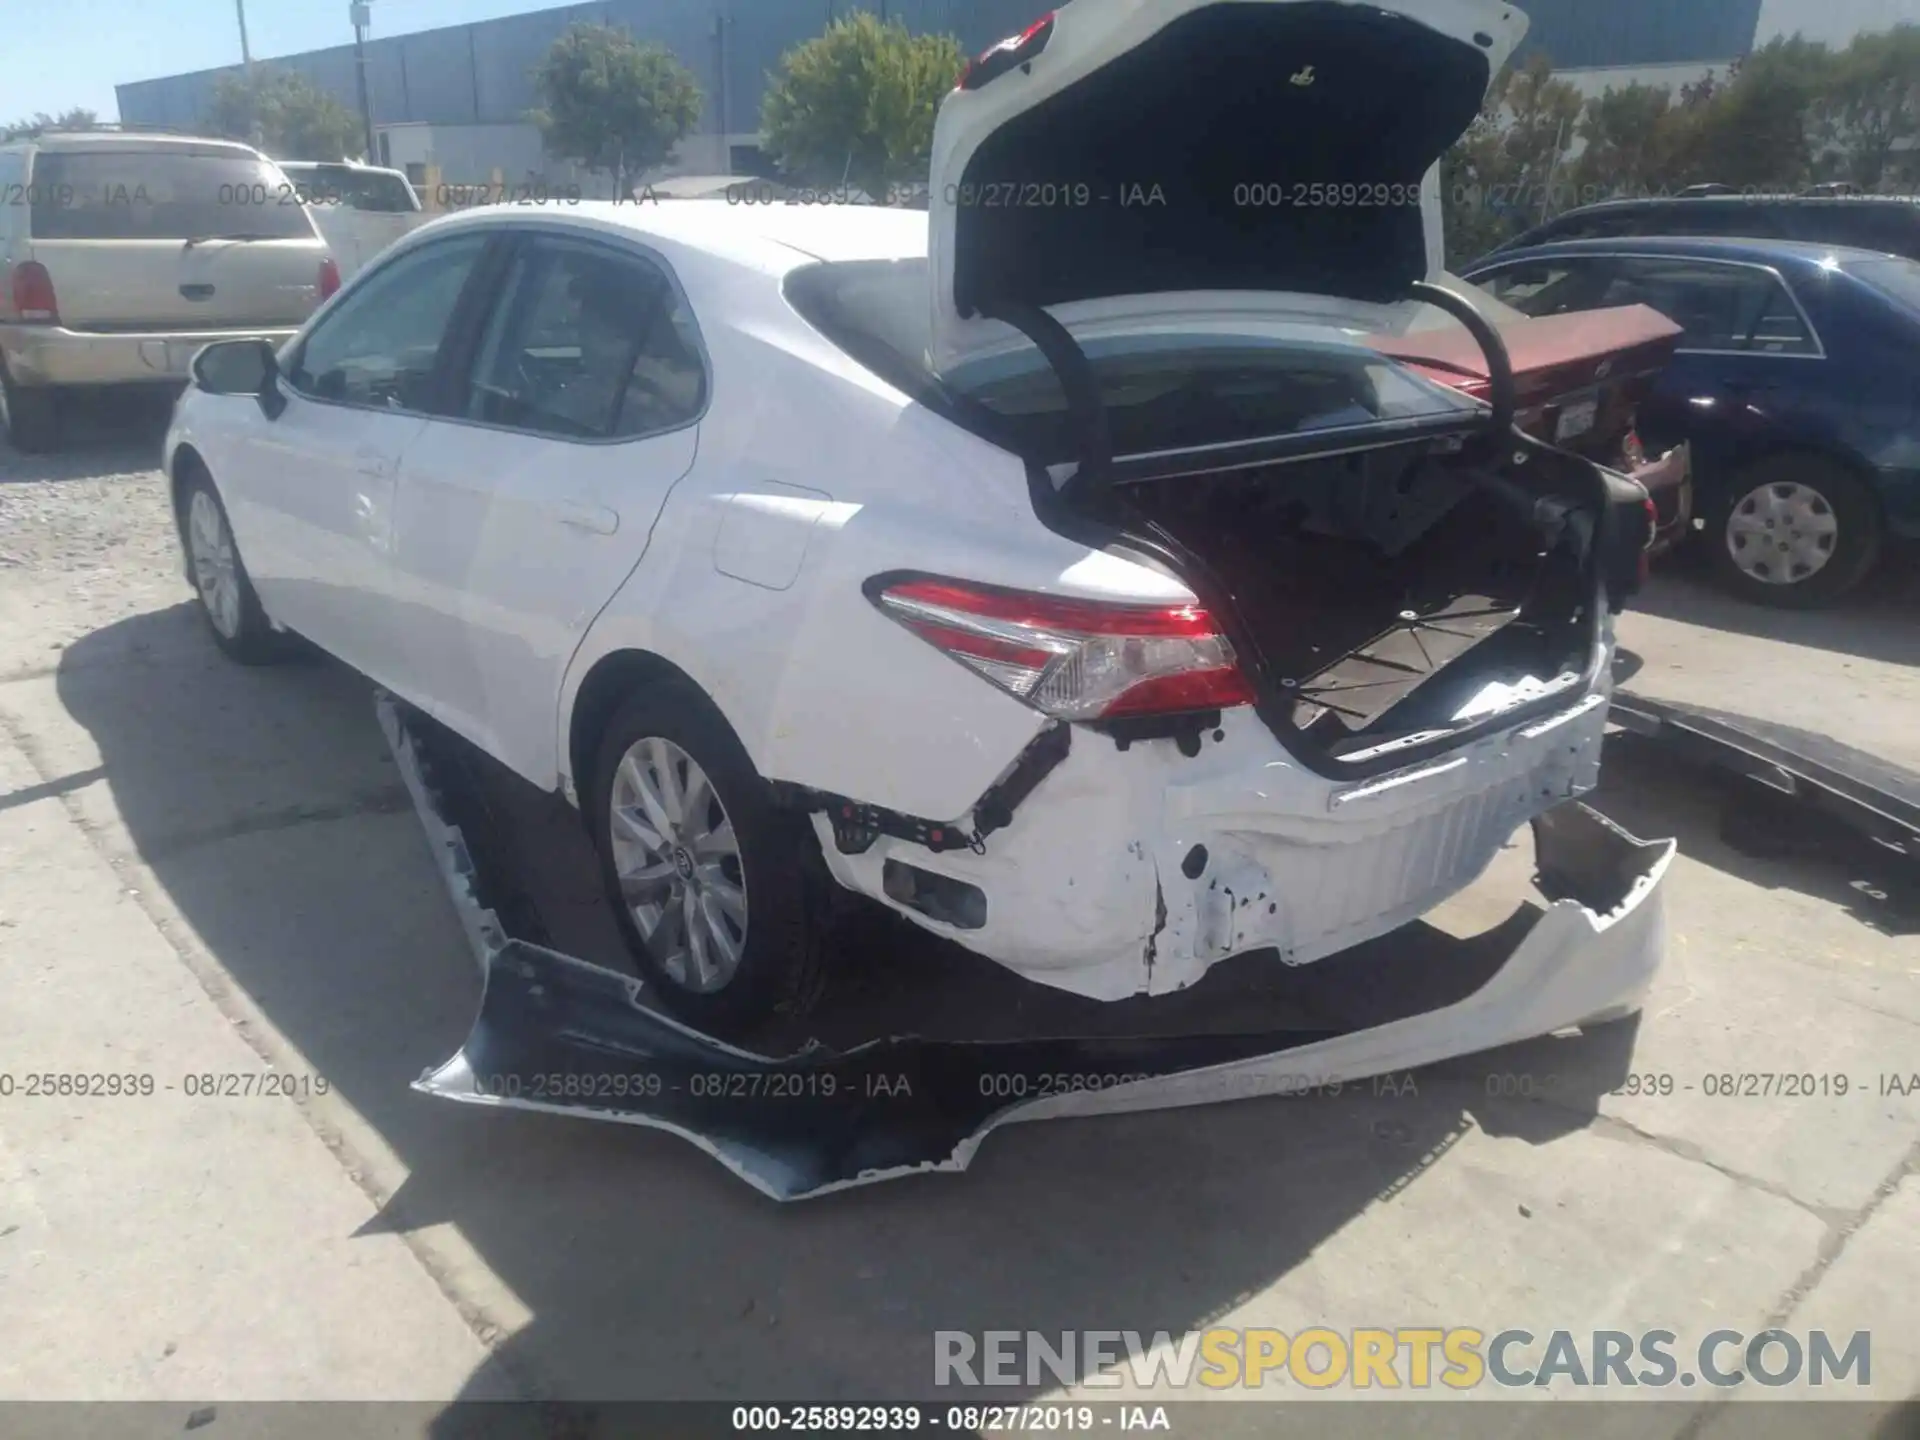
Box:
[222,231,492,690]
[387,231,708,785]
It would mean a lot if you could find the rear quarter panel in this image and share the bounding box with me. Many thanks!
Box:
[559,267,1188,822]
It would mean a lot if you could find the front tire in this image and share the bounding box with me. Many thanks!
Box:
[587,681,821,1035]
[178,468,294,664]
[0,365,60,454]
[1707,455,1882,608]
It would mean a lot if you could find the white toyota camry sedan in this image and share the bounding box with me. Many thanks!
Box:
[163,0,1667,1036]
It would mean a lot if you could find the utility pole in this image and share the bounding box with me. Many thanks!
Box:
[234,0,253,64]
[351,0,376,163]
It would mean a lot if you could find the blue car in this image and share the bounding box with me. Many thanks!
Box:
[1462,236,1920,606]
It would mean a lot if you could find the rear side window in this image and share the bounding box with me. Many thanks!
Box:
[1654,202,1787,239]
[1538,209,1648,243]
[27,150,316,241]
[1599,258,1818,354]
[1803,203,1920,257]
[1844,255,1920,315]
[463,238,706,440]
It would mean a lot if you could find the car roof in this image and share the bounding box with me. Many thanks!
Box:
[17,131,262,155]
[414,198,929,273]
[1470,235,1900,270]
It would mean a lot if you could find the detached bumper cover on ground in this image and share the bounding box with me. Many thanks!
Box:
[382,695,1674,1202]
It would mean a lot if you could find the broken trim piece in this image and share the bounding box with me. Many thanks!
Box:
[1608,692,1920,865]
[786,721,1072,857]
[389,692,1675,1201]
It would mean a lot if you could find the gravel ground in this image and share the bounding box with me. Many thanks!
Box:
[0,398,186,671]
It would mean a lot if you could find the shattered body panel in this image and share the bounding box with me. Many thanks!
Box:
[811,687,1611,1000]
[385,694,1672,1200]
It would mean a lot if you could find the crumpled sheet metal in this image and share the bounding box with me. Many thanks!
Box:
[381,693,1675,1202]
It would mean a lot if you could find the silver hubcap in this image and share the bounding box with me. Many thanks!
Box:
[1726,479,1839,586]
[187,490,243,638]
[607,737,747,993]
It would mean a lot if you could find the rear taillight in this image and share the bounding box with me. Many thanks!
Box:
[958,12,1056,90]
[11,261,57,323]
[318,257,342,301]
[872,576,1255,721]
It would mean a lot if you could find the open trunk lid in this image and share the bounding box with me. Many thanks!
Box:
[927,0,1528,374]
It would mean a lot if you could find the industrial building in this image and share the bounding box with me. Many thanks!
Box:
[111,0,1891,192]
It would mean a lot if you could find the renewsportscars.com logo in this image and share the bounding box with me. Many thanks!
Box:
[934,1328,1873,1391]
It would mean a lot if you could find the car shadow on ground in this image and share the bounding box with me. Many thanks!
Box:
[54,605,1693,1407]
[1592,735,1919,938]
[0,390,173,484]
[1633,552,1920,670]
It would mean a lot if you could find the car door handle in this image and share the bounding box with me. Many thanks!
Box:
[553,500,620,535]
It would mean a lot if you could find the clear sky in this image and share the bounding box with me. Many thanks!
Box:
[8,0,581,122]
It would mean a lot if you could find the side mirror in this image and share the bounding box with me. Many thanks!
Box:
[191,339,287,420]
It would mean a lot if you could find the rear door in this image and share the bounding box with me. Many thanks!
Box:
[26,146,325,330]
[385,230,707,783]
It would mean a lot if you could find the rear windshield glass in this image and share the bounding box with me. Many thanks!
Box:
[280,164,419,213]
[786,259,1480,460]
[1844,256,1920,314]
[28,151,316,241]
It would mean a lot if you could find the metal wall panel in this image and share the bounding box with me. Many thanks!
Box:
[117,0,1768,139]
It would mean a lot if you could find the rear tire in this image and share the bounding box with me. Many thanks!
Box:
[1706,455,1881,608]
[177,467,296,665]
[586,680,822,1036]
[0,365,60,454]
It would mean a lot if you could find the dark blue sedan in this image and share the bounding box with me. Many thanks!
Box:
[1462,236,1920,606]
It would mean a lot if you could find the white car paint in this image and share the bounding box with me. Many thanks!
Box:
[163,0,1664,1022]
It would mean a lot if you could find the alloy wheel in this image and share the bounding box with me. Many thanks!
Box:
[187,490,243,639]
[1725,479,1839,586]
[606,735,749,993]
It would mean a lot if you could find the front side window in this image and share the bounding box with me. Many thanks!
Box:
[1598,258,1816,353]
[28,150,316,241]
[286,234,488,410]
[462,238,706,441]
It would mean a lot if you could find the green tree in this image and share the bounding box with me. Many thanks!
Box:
[760,13,964,200]
[1687,37,1835,188]
[2,107,99,142]
[1571,83,1674,199]
[1812,25,1920,188]
[529,23,703,197]
[1440,55,1582,264]
[204,69,363,160]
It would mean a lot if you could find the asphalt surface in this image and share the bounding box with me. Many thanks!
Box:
[0,398,1916,1433]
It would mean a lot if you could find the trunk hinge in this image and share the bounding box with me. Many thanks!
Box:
[1406,279,1518,448]
[977,299,1114,502]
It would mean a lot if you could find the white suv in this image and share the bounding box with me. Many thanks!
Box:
[0,130,336,452]
[161,0,1667,1041]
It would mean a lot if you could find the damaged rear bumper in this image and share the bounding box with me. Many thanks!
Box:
[390,690,1673,1201]
[812,689,1612,1001]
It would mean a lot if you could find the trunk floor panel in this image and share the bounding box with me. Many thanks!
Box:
[408,710,1554,1056]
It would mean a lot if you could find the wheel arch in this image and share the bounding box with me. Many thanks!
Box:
[565,648,712,810]
[168,443,212,573]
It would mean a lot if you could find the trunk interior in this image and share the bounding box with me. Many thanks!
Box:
[1117,437,1598,757]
